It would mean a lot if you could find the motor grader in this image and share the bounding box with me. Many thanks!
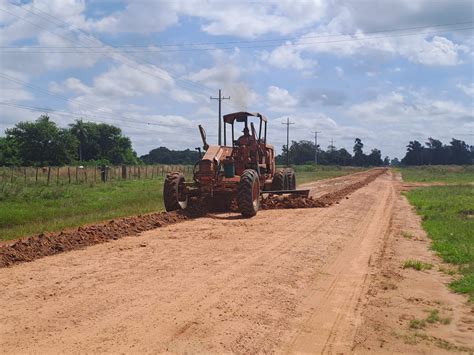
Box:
[163,111,308,217]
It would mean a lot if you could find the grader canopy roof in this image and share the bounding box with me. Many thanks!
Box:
[223,112,267,124]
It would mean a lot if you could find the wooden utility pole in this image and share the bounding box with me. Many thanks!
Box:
[282,117,295,166]
[210,89,230,145]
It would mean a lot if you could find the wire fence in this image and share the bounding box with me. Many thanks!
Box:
[0,165,194,185]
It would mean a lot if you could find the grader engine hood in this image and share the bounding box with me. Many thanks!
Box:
[198,145,233,175]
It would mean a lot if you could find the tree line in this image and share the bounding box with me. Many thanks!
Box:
[0,116,472,166]
[276,138,389,166]
[0,115,139,166]
[400,138,472,165]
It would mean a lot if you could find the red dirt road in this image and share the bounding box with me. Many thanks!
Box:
[1,170,472,353]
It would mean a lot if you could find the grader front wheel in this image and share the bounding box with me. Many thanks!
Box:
[237,169,260,217]
[163,172,188,211]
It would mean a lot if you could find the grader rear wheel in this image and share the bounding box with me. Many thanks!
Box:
[237,169,260,217]
[272,169,287,190]
[163,172,188,211]
[285,169,296,190]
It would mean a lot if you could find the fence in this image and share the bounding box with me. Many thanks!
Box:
[0,165,194,185]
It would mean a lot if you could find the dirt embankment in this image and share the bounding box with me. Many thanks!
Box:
[0,169,384,268]
[261,168,385,209]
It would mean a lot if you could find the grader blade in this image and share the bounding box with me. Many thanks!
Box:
[262,189,310,197]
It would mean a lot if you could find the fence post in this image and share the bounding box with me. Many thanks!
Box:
[68,167,71,184]
[47,167,51,185]
[84,168,88,182]
[35,167,38,183]
[94,166,97,183]
[75,166,78,183]
[24,167,27,182]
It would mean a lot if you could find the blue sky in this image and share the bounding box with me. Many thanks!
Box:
[0,0,473,159]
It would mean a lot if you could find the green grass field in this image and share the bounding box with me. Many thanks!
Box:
[406,184,474,301]
[0,165,358,241]
[399,165,474,183]
[0,179,169,241]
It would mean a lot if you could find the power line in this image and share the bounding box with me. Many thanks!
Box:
[0,6,211,99]
[0,101,164,131]
[0,73,172,127]
[2,21,472,49]
[2,26,472,54]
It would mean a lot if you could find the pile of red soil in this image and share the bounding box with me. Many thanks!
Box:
[261,168,386,210]
[0,209,203,268]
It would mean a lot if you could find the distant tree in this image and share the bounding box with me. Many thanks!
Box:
[390,157,401,166]
[352,138,366,166]
[288,140,315,164]
[337,148,352,166]
[383,156,390,166]
[69,121,139,164]
[6,115,78,166]
[367,148,383,166]
[401,140,424,165]
[0,136,21,166]
[448,138,471,165]
[141,147,200,164]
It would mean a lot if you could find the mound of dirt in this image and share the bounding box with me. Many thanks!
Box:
[261,168,386,210]
[0,208,204,268]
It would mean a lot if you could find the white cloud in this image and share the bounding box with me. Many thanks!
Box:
[260,43,318,71]
[266,86,298,113]
[457,83,474,98]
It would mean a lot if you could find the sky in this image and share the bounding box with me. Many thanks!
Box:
[0,0,473,160]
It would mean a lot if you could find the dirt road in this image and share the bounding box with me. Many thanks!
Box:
[1,170,472,353]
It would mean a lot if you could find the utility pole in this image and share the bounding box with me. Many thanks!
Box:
[210,89,230,145]
[282,117,295,166]
[329,138,335,151]
[312,131,321,164]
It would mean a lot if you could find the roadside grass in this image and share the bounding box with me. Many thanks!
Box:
[292,165,367,185]
[0,179,169,241]
[399,165,474,184]
[405,185,474,301]
[403,259,433,271]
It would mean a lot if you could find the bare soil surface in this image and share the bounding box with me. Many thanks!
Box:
[1,169,472,354]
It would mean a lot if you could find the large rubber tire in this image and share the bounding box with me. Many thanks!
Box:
[285,169,296,190]
[163,172,188,212]
[237,169,260,217]
[272,169,287,190]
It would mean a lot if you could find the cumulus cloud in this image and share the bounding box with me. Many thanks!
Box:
[266,86,298,113]
[457,83,474,98]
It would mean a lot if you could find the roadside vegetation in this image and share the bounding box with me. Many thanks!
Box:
[0,179,172,241]
[405,184,474,301]
[399,165,474,184]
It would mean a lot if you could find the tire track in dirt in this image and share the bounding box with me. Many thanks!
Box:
[281,171,396,353]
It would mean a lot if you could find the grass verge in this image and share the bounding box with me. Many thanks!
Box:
[399,165,474,184]
[405,185,474,301]
[0,179,168,241]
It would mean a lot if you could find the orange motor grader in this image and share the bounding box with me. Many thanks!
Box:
[163,111,308,217]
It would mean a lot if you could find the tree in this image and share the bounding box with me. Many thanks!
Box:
[448,138,471,165]
[69,121,139,164]
[0,137,21,166]
[352,138,366,166]
[367,148,383,166]
[402,140,424,165]
[383,156,390,166]
[141,147,200,164]
[6,115,78,166]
